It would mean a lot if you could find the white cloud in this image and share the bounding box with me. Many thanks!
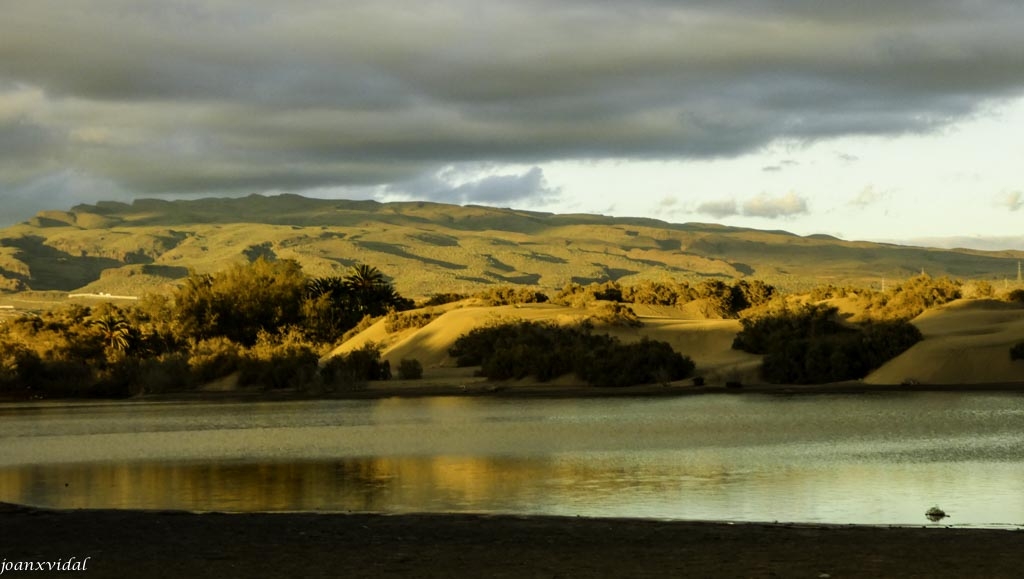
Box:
[742,192,808,218]
[1000,191,1022,211]
[849,186,884,208]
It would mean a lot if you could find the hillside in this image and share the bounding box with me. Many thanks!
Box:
[1,194,1022,298]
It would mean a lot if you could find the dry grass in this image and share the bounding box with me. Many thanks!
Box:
[1,194,1022,300]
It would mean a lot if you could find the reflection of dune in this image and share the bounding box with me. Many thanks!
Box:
[865,300,1024,385]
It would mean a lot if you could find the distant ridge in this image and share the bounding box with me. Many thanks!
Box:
[1,194,1021,297]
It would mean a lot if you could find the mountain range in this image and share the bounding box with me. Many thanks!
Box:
[1,194,1021,298]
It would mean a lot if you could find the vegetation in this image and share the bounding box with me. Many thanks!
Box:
[384,309,442,333]
[0,260,412,398]
[1008,289,1024,304]
[422,293,467,307]
[554,278,774,318]
[397,358,424,380]
[449,320,694,387]
[865,275,961,320]
[733,304,923,384]
[475,286,550,306]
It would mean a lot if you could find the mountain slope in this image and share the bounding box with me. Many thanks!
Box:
[1,194,1021,297]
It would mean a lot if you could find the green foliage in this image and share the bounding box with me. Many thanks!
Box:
[733,304,923,384]
[188,337,244,384]
[449,320,693,387]
[476,286,550,306]
[808,284,860,301]
[621,280,691,305]
[731,279,776,311]
[384,309,442,333]
[0,339,43,393]
[557,278,774,318]
[238,330,321,390]
[575,338,696,387]
[422,293,467,307]
[968,280,996,299]
[1,262,416,397]
[868,275,962,320]
[554,281,626,307]
[343,265,414,317]
[174,258,308,346]
[320,343,390,389]
[397,358,424,380]
[589,302,643,327]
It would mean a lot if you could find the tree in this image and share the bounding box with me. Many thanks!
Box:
[341,264,412,318]
[173,258,307,346]
[91,315,132,353]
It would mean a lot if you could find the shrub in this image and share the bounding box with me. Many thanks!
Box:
[384,309,442,333]
[868,275,961,320]
[449,320,693,387]
[238,330,320,390]
[575,338,695,387]
[188,336,244,384]
[422,293,466,307]
[0,340,43,393]
[320,343,390,390]
[589,302,643,327]
[1008,289,1024,304]
[622,280,692,306]
[553,281,624,307]
[476,286,550,306]
[397,358,423,380]
[733,304,922,384]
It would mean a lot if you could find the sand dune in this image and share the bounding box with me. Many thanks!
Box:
[865,299,1024,385]
[326,302,761,385]
[325,297,1024,388]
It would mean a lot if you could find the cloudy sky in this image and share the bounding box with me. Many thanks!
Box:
[2,1,1023,248]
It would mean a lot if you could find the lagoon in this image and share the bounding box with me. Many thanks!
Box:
[2,393,1024,527]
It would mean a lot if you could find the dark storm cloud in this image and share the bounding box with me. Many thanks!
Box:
[2,0,1024,215]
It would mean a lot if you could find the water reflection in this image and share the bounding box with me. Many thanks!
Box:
[3,393,1024,526]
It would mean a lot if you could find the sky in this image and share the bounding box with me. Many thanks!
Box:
[1,1,1023,248]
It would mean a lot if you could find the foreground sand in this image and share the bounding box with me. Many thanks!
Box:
[2,503,1021,578]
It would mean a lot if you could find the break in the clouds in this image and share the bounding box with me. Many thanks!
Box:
[3,0,1024,222]
[387,166,559,206]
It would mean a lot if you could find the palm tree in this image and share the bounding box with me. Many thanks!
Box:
[343,264,386,293]
[92,315,132,353]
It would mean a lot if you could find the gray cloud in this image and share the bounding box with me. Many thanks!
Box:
[696,200,740,219]
[2,0,1024,214]
[743,193,809,218]
[388,166,559,207]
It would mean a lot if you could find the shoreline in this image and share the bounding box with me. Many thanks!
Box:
[2,503,1022,578]
[5,379,1024,407]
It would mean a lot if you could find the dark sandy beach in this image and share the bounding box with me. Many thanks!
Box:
[2,503,1022,578]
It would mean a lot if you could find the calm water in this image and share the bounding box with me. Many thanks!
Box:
[2,393,1024,527]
